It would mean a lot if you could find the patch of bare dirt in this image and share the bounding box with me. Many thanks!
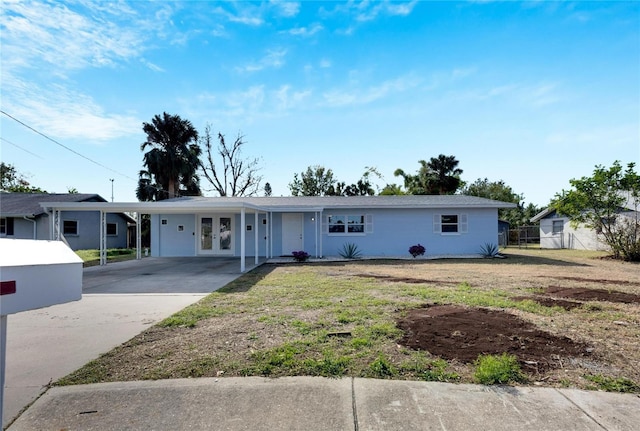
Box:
[511,296,582,310]
[541,276,640,287]
[354,273,458,285]
[397,305,591,372]
[543,286,640,304]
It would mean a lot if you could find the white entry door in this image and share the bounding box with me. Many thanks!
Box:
[199,215,233,255]
[282,213,303,255]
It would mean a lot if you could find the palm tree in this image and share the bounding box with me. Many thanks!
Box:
[140,112,201,200]
[425,154,463,194]
[393,154,463,195]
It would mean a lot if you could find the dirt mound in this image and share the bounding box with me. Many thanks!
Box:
[397,305,590,372]
[544,286,640,304]
[511,296,582,310]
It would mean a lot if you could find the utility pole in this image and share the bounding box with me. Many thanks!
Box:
[110,179,114,202]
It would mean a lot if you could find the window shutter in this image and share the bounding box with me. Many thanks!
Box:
[7,217,14,236]
[460,214,468,233]
[322,216,328,234]
[433,214,441,233]
[365,214,373,233]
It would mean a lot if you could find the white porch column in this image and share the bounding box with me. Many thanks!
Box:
[136,212,142,260]
[314,211,318,257]
[100,211,107,265]
[240,208,246,272]
[269,212,273,258]
[254,211,259,265]
[319,210,323,258]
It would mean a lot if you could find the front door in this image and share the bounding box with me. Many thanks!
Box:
[282,213,303,255]
[199,215,233,255]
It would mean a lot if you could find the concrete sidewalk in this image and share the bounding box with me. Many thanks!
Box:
[3,257,255,429]
[8,377,640,430]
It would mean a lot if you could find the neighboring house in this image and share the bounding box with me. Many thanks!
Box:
[0,192,135,250]
[531,206,638,251]
[39,195,515,266]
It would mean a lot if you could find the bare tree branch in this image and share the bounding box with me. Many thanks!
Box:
[199,125,263,197]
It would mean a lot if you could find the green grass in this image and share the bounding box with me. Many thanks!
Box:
[584,374,640,393]
[474,353,527,385]
[75,248,138,266]
[57,252,633,389]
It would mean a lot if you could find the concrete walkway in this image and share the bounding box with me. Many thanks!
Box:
[3,257,257,429]
[8,377,640,430]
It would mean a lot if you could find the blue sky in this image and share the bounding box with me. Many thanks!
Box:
[1,0,638,206]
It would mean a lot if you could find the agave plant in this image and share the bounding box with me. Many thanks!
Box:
[339,243,362,259]
[479,243,502,258]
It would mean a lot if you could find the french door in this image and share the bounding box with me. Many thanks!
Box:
[198,215,233,255]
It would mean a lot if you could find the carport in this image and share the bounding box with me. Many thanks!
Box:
[39,200,282,273]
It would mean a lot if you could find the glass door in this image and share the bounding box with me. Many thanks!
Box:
[218,217,232,252]
[199,215,233,255]
[200,217,213,252]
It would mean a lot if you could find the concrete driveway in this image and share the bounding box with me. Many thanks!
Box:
[3,257,258,429]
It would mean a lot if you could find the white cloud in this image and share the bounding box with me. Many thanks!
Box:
[319,59,332,68]
[286,23,324,37]
[275,85,312,111]
[236,49,287,73]
[141,59,165,73]
[451,81,561,108]
[1,1,151,72]
[329,0,418,23]
[212,5,264,26]
[2,74,140,141]
[322,75,422,107]
[271,1,300,17]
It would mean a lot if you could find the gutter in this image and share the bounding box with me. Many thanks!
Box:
[23,216,37,239]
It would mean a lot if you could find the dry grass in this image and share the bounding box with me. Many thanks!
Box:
[58,248,640,392]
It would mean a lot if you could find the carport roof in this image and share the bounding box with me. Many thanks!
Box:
[40,195,516,214]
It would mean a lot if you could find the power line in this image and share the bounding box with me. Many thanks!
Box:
[1,109,179,199]
[0,136,44,159]
[1,109,137,182]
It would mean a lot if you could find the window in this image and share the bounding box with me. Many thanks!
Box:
[63,220,78,235]
[327,215,372,235]
[0,217,13,236]
[433,214,468,234]
[107,223,118,236]
[552,220,564,235]
[441,215,459,233]
[161,219,168,225]
[177,225,185,232]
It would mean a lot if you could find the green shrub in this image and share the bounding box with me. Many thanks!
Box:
[474,353,526,385]
[339,243,362,259]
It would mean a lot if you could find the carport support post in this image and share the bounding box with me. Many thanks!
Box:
[100,211,107,266]
[240,208,246,272]
[0,315,6,427]
[136,212,141,260]
[254,211,259,265]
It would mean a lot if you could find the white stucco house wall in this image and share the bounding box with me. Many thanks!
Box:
[39,195,515,270]
[531,205,639,251]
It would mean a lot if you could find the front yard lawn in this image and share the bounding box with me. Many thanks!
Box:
[59,248,640,392]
